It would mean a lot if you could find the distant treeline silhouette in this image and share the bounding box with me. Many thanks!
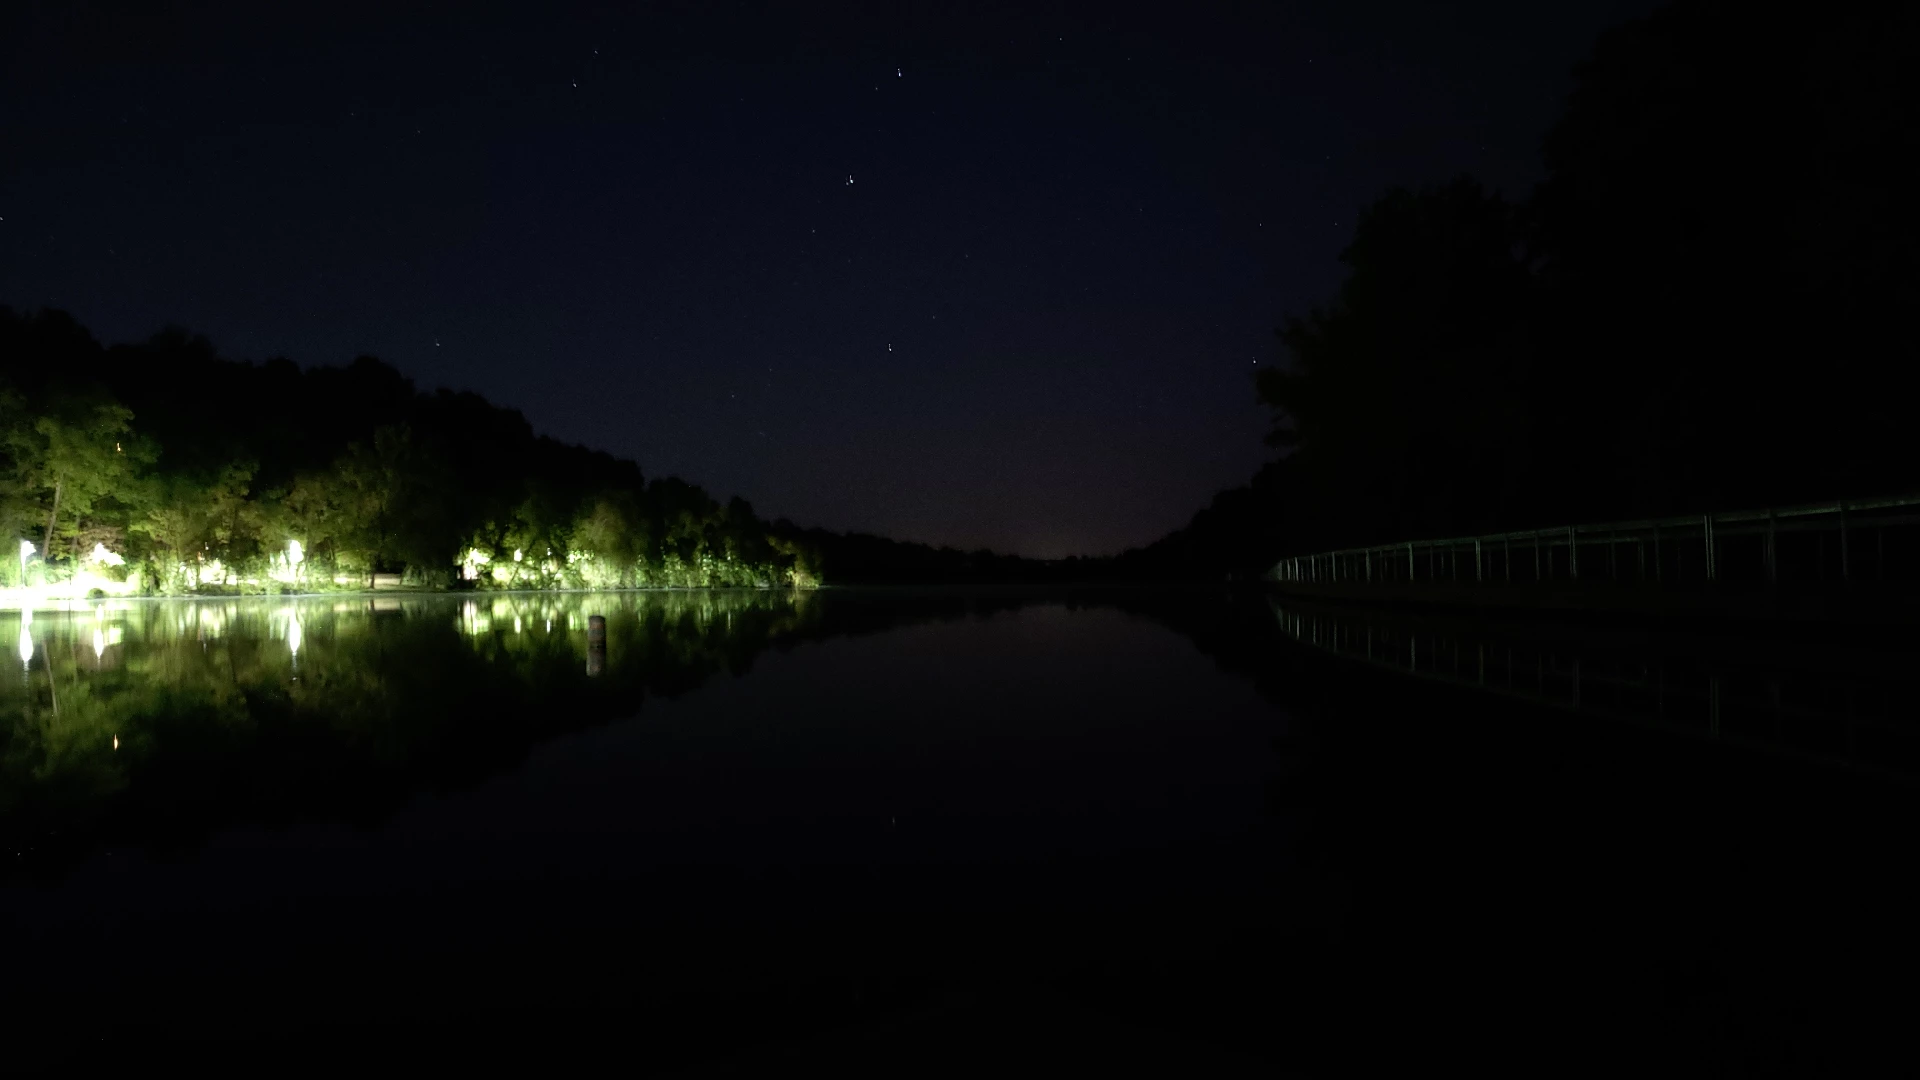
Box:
[1127,0,1919,578]
[0,310,1123,590]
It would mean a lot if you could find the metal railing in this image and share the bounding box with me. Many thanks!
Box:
[1269,494,1920,588]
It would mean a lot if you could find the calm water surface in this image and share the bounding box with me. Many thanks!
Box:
[3,589,1915,1072]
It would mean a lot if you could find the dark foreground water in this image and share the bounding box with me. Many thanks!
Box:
[3,589,1916,1073]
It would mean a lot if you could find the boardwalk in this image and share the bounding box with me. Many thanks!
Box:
[1268,495,1920,623]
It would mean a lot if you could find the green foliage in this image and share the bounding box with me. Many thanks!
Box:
[5,401,151,565]
[0,309,821,592]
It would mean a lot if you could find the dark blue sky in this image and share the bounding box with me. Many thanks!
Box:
[2,1,1657,557]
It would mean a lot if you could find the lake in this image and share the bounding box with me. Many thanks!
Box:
[3,589,1916,1072]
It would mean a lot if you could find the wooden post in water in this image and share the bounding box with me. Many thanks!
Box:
[587,614,606,677]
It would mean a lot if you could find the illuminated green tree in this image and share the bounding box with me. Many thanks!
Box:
[132,462,258,590]
[5,401,151,572]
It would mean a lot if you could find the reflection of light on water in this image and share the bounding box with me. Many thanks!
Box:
[112,735,119,751]
[93,627,106,659]
[17,609,31,669]
[514,616,522,634]
[287,615,303,659]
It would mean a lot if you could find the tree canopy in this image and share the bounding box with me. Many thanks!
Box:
[0,309,821,593]
[1133,0,1919,578]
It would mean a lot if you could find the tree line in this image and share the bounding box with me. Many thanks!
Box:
[1,310,823,593]
[1127,0,1918,578]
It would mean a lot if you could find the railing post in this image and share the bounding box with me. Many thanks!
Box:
[1608,528,1617,579]
[1653,524,1662,584]
[1365,549,1372,582]
[1408,542,1415,581]
[1504,536,1511,581]
[1569,526,1579,580]
[1475,539,1483,582]
[1534,532,1542,580]
[1704,514,1717,581]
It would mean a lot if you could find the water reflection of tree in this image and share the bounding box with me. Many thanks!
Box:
[0,591,823,876]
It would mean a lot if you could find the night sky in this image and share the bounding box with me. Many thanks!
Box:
[2,1,1658,558]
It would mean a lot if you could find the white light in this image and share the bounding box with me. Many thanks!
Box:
[287,616,303,658]
[19,540,33,559]
[514,549,523,562]
[90,543,126,567]
[17,619,31,668]
[287,539,305,566]
[112,735,119,751]
[93,627,105,658]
